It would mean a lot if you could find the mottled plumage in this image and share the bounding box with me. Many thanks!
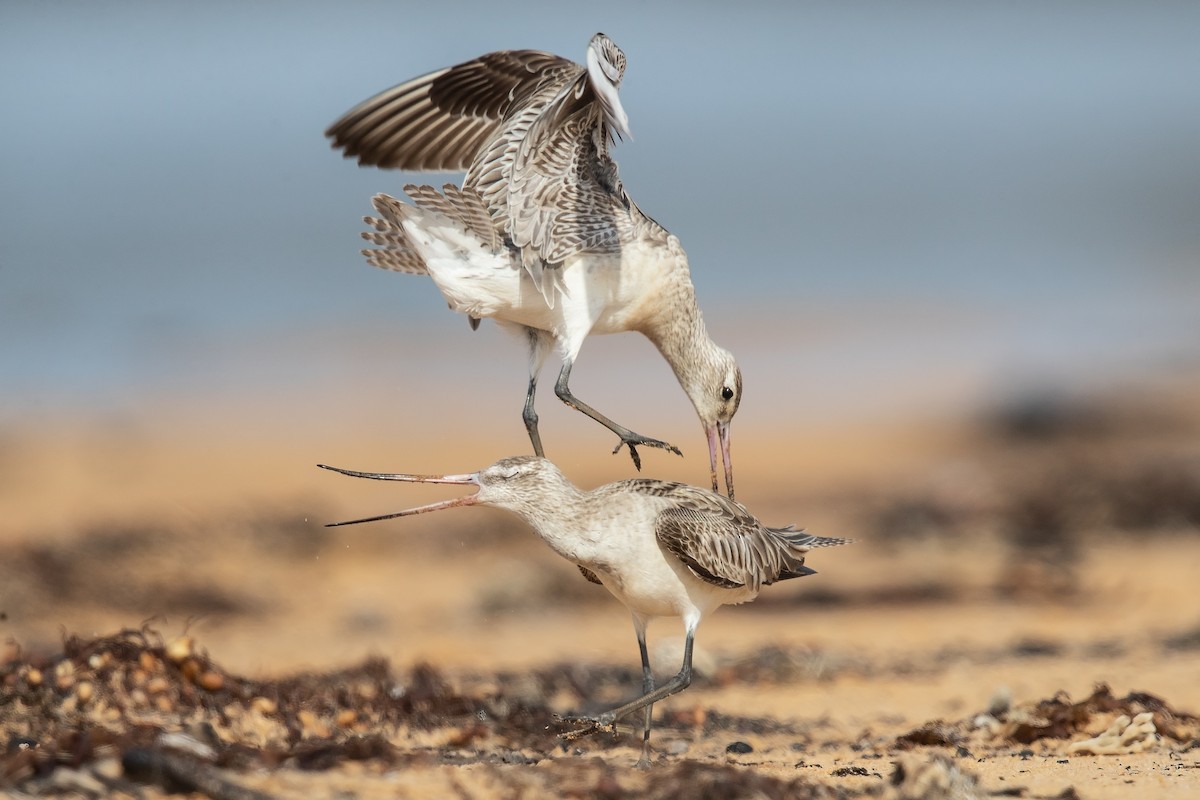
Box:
[319,455,848,766]
[327,34,741,496]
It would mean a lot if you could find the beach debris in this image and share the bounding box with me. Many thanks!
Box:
[896,721,963,749]
[1067,712,1159,755]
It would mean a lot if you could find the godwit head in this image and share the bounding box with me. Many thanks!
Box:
[682,345,740,501]
[318,456,570,526]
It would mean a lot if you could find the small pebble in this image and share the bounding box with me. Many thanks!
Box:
[166,637,193,664]
[157,731,218,760]
[664,739,689,755]
[75,681,94,704]
[55,662,76,690]
[726,741,753,754]
[297,709,330,738]
[251,697,278,715]
[180,659,201,683]
[198,671,224,692]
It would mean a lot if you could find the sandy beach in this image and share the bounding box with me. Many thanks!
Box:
[4,366,1199,798]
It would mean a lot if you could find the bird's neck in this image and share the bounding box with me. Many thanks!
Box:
[504,481,596,561]
[642,272,719,398]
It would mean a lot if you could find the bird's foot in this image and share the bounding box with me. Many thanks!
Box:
[555,713,618,741]
[612,435,683,471]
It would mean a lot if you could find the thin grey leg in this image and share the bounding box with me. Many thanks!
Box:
[522,372,544,457]
[635,624,656,769]
[522,327,551,457]
[553,361,682,470]
[598,628,694,727]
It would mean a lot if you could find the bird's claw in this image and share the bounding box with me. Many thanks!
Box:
[555,714,617,741]
[612,440,642,470]
[612,437,683,471]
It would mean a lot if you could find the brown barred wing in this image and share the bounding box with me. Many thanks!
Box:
[326,49,578,173]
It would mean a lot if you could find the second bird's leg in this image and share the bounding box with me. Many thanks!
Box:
[635,626,656,769]
[561,633,696,753]
[596,630,693,726]
[522,327,551,458]
[553,361,682,470]
[522,373,544,457]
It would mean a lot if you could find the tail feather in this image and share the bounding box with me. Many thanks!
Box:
[405,183,498,251]
[358,196,429,275]
[362,246,428,275]
[361,187,499,277]
[775,526,852,550]
[361,184,565,309]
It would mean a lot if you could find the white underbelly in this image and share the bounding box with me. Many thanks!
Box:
[420,235,672,345]
[584,536,751,622]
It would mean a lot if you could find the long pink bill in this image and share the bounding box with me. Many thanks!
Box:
[704,422,735,501]
[317,464,480,527]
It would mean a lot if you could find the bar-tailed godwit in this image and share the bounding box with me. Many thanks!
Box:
[319,456,847,766]
[327,34,741,497]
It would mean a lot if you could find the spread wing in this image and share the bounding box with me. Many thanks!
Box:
[325,49,579,173]
[329,34,650,275]
[641,482,847,592]
[502,32,641,267]
[506,102,635,266]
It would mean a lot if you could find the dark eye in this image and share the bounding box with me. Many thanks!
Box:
[721,386,734,401]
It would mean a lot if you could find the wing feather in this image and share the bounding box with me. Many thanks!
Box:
[326,50,577,172]
[330,34,654,282]
[641,482,848,592]
[358,185,503,276]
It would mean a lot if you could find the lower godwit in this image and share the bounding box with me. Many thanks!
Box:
[319,456,846,766]
[327,33,741,497]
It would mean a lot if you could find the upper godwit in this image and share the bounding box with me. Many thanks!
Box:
[318,455,846,766]
[326,33,741,497]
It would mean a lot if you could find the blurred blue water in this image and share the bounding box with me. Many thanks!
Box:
[2,1,1197,417]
